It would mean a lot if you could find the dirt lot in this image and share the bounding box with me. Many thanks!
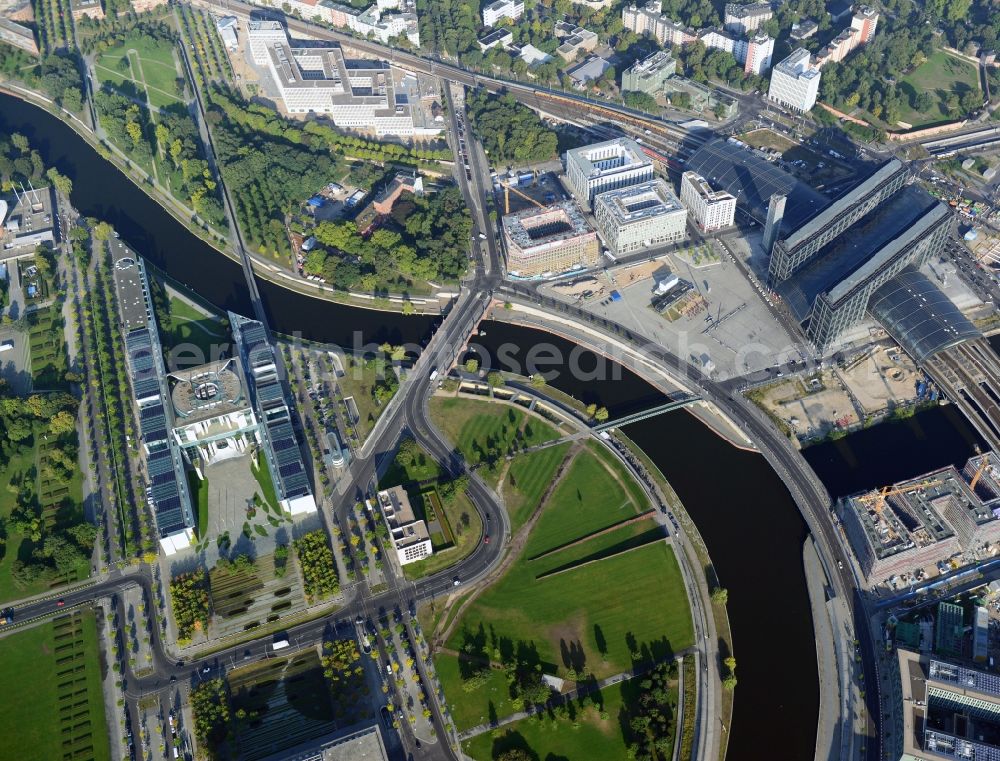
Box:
[837,346,919,415]
[750,371,858,440]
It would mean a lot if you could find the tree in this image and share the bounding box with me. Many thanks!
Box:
[486,371,504,387]
[586,403,597,419]
[498,751,533,761]
[723,675,738,690]
[45,167,72,196]
[711,587,728,605]
[594,406,609,422]
[92,221,114,241]
[48,410,76,437]
[465,358,479,373]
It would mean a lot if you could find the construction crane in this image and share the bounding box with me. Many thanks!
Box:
[858,479,944,514]
[970,446,990,491]
[504,182,544,215]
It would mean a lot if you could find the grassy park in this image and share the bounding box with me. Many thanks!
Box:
[897,50,981,127]
[502,442,571,533]
[428,396,561,483]
[337,354,399,442]
[162,296,228,362]
[0,610,110,761]
[94,35,185,109]
[403,488,482,580]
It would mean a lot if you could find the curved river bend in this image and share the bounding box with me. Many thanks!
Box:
[3,91,986,761]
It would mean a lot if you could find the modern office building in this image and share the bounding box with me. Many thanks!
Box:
[679,171,737,231]
[377,487,433,565]
[768,48,821,112]
[621,50,676,93]
[723,1,772,34]
[974,606,989,663]
[593,179,687,256]
[112,250,195,555]
[838,459,1000,585]
[769,159,910,283]
[253,0,420,46]
[246,22,430,137]
[1,184,55,252]
[935,602,964,659]
[563,138,654,207]
[503,201,600,278]
[230,313,317,516]
[482,0,523,27]
[777,185,950,351]
[897,653,1000,761]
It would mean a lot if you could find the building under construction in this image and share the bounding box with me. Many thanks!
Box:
[839,456,1000,585]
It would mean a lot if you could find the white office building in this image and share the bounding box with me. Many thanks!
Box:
[564,137,654,207]
[247,21,425,137]
[482,0,523,27]
[680,171,737,231]
[768,48,821,112]
[594,179,688,255]
[377,487,433,565]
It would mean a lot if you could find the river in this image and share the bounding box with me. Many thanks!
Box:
[3,90,987,761]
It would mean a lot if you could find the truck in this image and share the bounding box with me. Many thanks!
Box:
[0,608,12,625]
[0,340,13,353]
[429,367,439,381]
[272,636,290,650]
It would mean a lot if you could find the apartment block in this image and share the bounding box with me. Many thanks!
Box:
[482,0,524,27]
[680,171,737,231]
[723,2,772,34]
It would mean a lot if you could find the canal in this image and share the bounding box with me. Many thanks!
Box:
[3,90,989,761]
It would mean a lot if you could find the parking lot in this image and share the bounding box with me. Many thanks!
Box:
[0,325,30,394]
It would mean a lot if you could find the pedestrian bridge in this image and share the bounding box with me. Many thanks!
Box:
[594,394,702,432]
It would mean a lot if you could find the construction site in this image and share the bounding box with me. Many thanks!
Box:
[839,453,1000,589]
[747,344,930,442]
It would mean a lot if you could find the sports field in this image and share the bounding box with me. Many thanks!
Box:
[897,50,980,127]
[95,35,184,109]
[0,610,110,761]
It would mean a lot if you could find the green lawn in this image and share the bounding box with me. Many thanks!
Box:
[502,443,571,534]
[189,470,209,539]
[95,35,185,109]
[0,609,110,761]
[338,355,398,442]
[464,678,630,761]
[403,489,483,580]
[163,296,228,364]
[380,440,442,488]
[428,397,560,483]
[897,50,981,127]
[525,443,645,559]
[252,458,280,513]
[437,651,519,732]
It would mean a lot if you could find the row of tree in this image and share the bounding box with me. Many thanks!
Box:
[466,90,558,164]
[169,570,211,642]
[293,529,340,602]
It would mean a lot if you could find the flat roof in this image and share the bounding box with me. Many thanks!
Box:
[684,139,828,229]
[112,255,150,333]
[169,358,250,425]
[565,137,651,180]
[503,201,594,251]
[682,170,736,204]
[869,268,981,363]
[594,178,685,225]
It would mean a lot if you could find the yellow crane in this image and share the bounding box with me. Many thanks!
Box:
[859,479,944,514]
[504,181,544,215]
[970,450,990,491]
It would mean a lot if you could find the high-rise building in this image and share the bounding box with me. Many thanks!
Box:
[935,602,965,659]
[563,138,654,207]
[482,0,523,27]
[679,171,737,231]
[723,2,773,34]
[769,159,909,284]
[852,5,879,44]
[772,161,951,351]
[768,48,821,112]
[762,193,786,256]
[743,29,774,75]
[502,201,600,277]
[621,50,676,93]
[593,179,688,255]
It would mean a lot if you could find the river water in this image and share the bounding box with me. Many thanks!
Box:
[2,90,986,761]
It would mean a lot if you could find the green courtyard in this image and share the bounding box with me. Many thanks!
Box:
[0,609,110,761]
